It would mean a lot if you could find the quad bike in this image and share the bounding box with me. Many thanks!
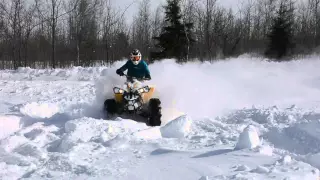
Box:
[104,74,162,126]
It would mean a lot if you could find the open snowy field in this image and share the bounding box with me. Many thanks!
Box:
[1,55,320,179]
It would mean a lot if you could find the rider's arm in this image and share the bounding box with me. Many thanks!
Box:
[116,60,129,74]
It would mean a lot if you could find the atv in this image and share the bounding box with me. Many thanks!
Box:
[104,75,162,126]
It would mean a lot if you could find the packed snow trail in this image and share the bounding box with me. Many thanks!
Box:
[0,55,320,179]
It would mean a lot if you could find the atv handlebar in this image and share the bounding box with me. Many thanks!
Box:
[123,74,150,81]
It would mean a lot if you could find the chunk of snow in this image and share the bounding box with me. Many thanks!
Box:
[160,115,192,138]
[199,176,209,180]
[281,155,292,164]
[257,145,273,156]
[250,165,269,174]
[64,120,77,133]
[57,135,78,153]
[20,102,59,119]
[235,125,260,150]
[0,150,33,166]
[0,115,22,139]
[103,135,130,149]
[0,135,29,152]
[13,143,47,159]
[97,131,111,143]
[235,165,250,171]
[58,118,113,152]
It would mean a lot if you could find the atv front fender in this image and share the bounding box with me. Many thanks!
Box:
[142,86,155,103]
[115,94,123,103]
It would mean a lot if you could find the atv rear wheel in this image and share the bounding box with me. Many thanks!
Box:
[104,99,118,115]
[148,98,162,126]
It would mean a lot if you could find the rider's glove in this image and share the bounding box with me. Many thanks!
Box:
[116,69,124,76]
[145,74,151,80]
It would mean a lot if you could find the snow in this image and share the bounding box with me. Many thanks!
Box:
[20,102,60,119]
[0,115,22,139]
[1,56,320,179]
[281,155,292,164]
[258,145,274,156]
[160,115,192,138]
[235,125,261,150]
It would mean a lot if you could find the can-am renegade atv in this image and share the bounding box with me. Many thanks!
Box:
[104,75,162,126]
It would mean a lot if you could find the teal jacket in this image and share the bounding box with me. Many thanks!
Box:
[116,60,151,79]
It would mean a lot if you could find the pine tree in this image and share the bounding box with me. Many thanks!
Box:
[151,0,195,62]
[265,0,295,60]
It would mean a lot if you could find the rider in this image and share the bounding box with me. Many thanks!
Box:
[116,49,151,81]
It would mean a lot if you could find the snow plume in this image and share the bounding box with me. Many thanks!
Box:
[94,55,320,119]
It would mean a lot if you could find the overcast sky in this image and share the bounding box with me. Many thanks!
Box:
[111,0,236,24]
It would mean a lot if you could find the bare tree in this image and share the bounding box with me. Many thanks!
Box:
[0,0,28,69]
[204,0,216,60]
[101,0,127,63]
[68,0,100,65]
[131,0,152,58]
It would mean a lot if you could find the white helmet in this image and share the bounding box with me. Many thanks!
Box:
[130,49,142,65]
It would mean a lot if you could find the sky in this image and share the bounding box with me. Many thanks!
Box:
[111,0,236,24]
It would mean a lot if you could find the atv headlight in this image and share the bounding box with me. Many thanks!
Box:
[113,87,125,94]
[137,86,150,93]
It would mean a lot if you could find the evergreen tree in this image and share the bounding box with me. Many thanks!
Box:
[151,0,195,62]
[265,0,295,60]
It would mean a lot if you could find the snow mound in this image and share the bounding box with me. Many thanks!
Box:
[235,165,251,171]
[250,165,269,174]
[13,142,47,159]
[307,153,320,169]
[199,176,209,180]
[0,135,29,152]
[235,125,261,150]
[280,155,292,164]
[264,119,320,155]
[160,115,192,138]
[57,118,114,152]
[20,102,59,119]
[0,115,22,140]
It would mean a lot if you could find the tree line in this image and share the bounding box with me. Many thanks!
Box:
[0,0,318,69]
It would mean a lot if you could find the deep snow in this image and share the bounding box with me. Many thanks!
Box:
[1,55,320,179]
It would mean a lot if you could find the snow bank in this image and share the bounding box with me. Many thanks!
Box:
[235,125,260,150]
[0,66,112,81]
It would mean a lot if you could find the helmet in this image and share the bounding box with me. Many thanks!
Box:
[130,49,141,65]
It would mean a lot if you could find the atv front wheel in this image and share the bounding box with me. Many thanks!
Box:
[104,99,118,115]
[148,98,162,126]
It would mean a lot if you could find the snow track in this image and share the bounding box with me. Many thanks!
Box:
[1,57,320,179]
